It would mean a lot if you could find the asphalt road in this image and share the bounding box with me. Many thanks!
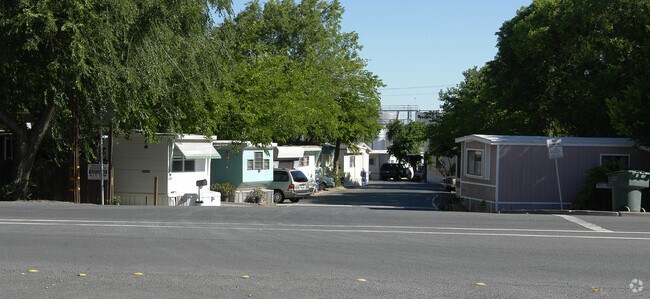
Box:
[1,181,649,298]
[303,180,448,209]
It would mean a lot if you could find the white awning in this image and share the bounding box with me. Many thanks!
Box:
[275,146,305,159]
[175,142,221,159]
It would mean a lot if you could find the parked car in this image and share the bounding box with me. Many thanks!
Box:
[268,168,311,203]
[380,163,411,180]
[316,176,336,191]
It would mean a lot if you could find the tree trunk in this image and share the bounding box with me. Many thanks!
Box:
[333,138,342,185]
[0,105,56,199]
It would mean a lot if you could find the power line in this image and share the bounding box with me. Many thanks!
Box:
[381,93,438,97]
[378,84,455,91]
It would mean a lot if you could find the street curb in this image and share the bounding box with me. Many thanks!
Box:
[618,211,650,217]
[499,210,621,217]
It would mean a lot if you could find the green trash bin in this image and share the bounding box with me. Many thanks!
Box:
[607,170,650,212]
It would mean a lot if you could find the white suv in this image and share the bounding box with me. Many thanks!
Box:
[268,169,311,203]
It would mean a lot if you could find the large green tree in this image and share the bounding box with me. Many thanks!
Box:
[0,0,231,199]
[425,0,650,159]
[216,0,382,174]
[214,0,341,144]
[486,0,650,141]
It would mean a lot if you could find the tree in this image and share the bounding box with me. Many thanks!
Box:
[425,0,650,159]
[213,0,342,145]
[486,0,650,142]
[216,0,383,177]
[423,67,508,157]
[0,0,231,199]
[385,120,427,164]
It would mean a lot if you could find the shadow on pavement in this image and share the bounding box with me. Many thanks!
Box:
[303,181,451,209]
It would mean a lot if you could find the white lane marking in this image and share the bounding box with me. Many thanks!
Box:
[555,215,613,232]
[3,221,649,241]
[0,218,624,233]
[1,221,649,241]
[2,218,648,234]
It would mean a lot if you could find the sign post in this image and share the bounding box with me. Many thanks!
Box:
[546,138,564,210]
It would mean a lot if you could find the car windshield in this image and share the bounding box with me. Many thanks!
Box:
[291,170,309,182]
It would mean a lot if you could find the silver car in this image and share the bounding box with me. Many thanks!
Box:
[268,169,311,203]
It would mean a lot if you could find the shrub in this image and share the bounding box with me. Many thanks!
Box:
[210,183,236,197]
[575,160,624,210]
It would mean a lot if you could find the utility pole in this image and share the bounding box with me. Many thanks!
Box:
[108,122,114,204]
[70,88,80,203]
[100,125,104,205]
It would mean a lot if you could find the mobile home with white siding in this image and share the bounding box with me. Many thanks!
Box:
[113,133,221,206]
[455,134,650,212]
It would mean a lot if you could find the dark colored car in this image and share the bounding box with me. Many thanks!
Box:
[380,163,411,180]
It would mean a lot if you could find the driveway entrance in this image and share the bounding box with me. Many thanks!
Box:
[299,180,449,209]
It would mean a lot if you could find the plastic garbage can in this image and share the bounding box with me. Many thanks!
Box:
[607,170,650,212]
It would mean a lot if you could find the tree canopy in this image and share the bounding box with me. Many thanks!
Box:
[214,0,382,146]
[385,119,427,164]
[215,0,382,177]
[424,0,650,157]
[1,0,233,198]
[0,0,382,199]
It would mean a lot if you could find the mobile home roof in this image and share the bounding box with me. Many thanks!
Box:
[455,134,636,147]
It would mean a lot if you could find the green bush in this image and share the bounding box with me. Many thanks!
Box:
[210,183,236,197]
[575,160,624,210]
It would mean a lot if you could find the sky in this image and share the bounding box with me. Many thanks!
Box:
[228,0,533,111]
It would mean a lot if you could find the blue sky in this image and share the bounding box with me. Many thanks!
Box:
[228,0,533,111]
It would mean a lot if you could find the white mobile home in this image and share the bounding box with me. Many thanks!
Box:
[113,134,221,206]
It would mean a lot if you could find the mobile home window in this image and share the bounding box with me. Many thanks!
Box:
[254,152,264,169]
[299,156,309,167]
[466,150,483,176]
[601,155,629,169]
[247,152,270,170]
[172,158,205,172]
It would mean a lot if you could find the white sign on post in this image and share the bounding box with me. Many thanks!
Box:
[546,138,564,210]
[547,138,563,159]
[88,164,108,180]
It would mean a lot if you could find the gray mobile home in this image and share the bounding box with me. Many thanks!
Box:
[455,134,650,212]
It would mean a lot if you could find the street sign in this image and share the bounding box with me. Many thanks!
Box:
[88,164,108,180]
[546,138,563,159]
[546,138,564,209]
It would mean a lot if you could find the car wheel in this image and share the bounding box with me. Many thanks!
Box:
[273,191,285,203]
[319,182,327,191]
[289,198,300,203]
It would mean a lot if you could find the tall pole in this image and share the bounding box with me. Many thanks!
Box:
[70,88,80,204]
[108,122,114,204]
[555,158,563,210]
[154,176,158,206]
[100,126,104,205]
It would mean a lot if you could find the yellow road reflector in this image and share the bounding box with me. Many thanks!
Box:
[28,269,39,273]
[475,281,486,286]
[133,272,143,276]
[78,273,87,277]
[592,287,601,293]
[241,275,250,279]
[356,278,367,282]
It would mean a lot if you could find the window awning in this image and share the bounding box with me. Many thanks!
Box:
[174,142,221,159]
[275,146,305,159]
